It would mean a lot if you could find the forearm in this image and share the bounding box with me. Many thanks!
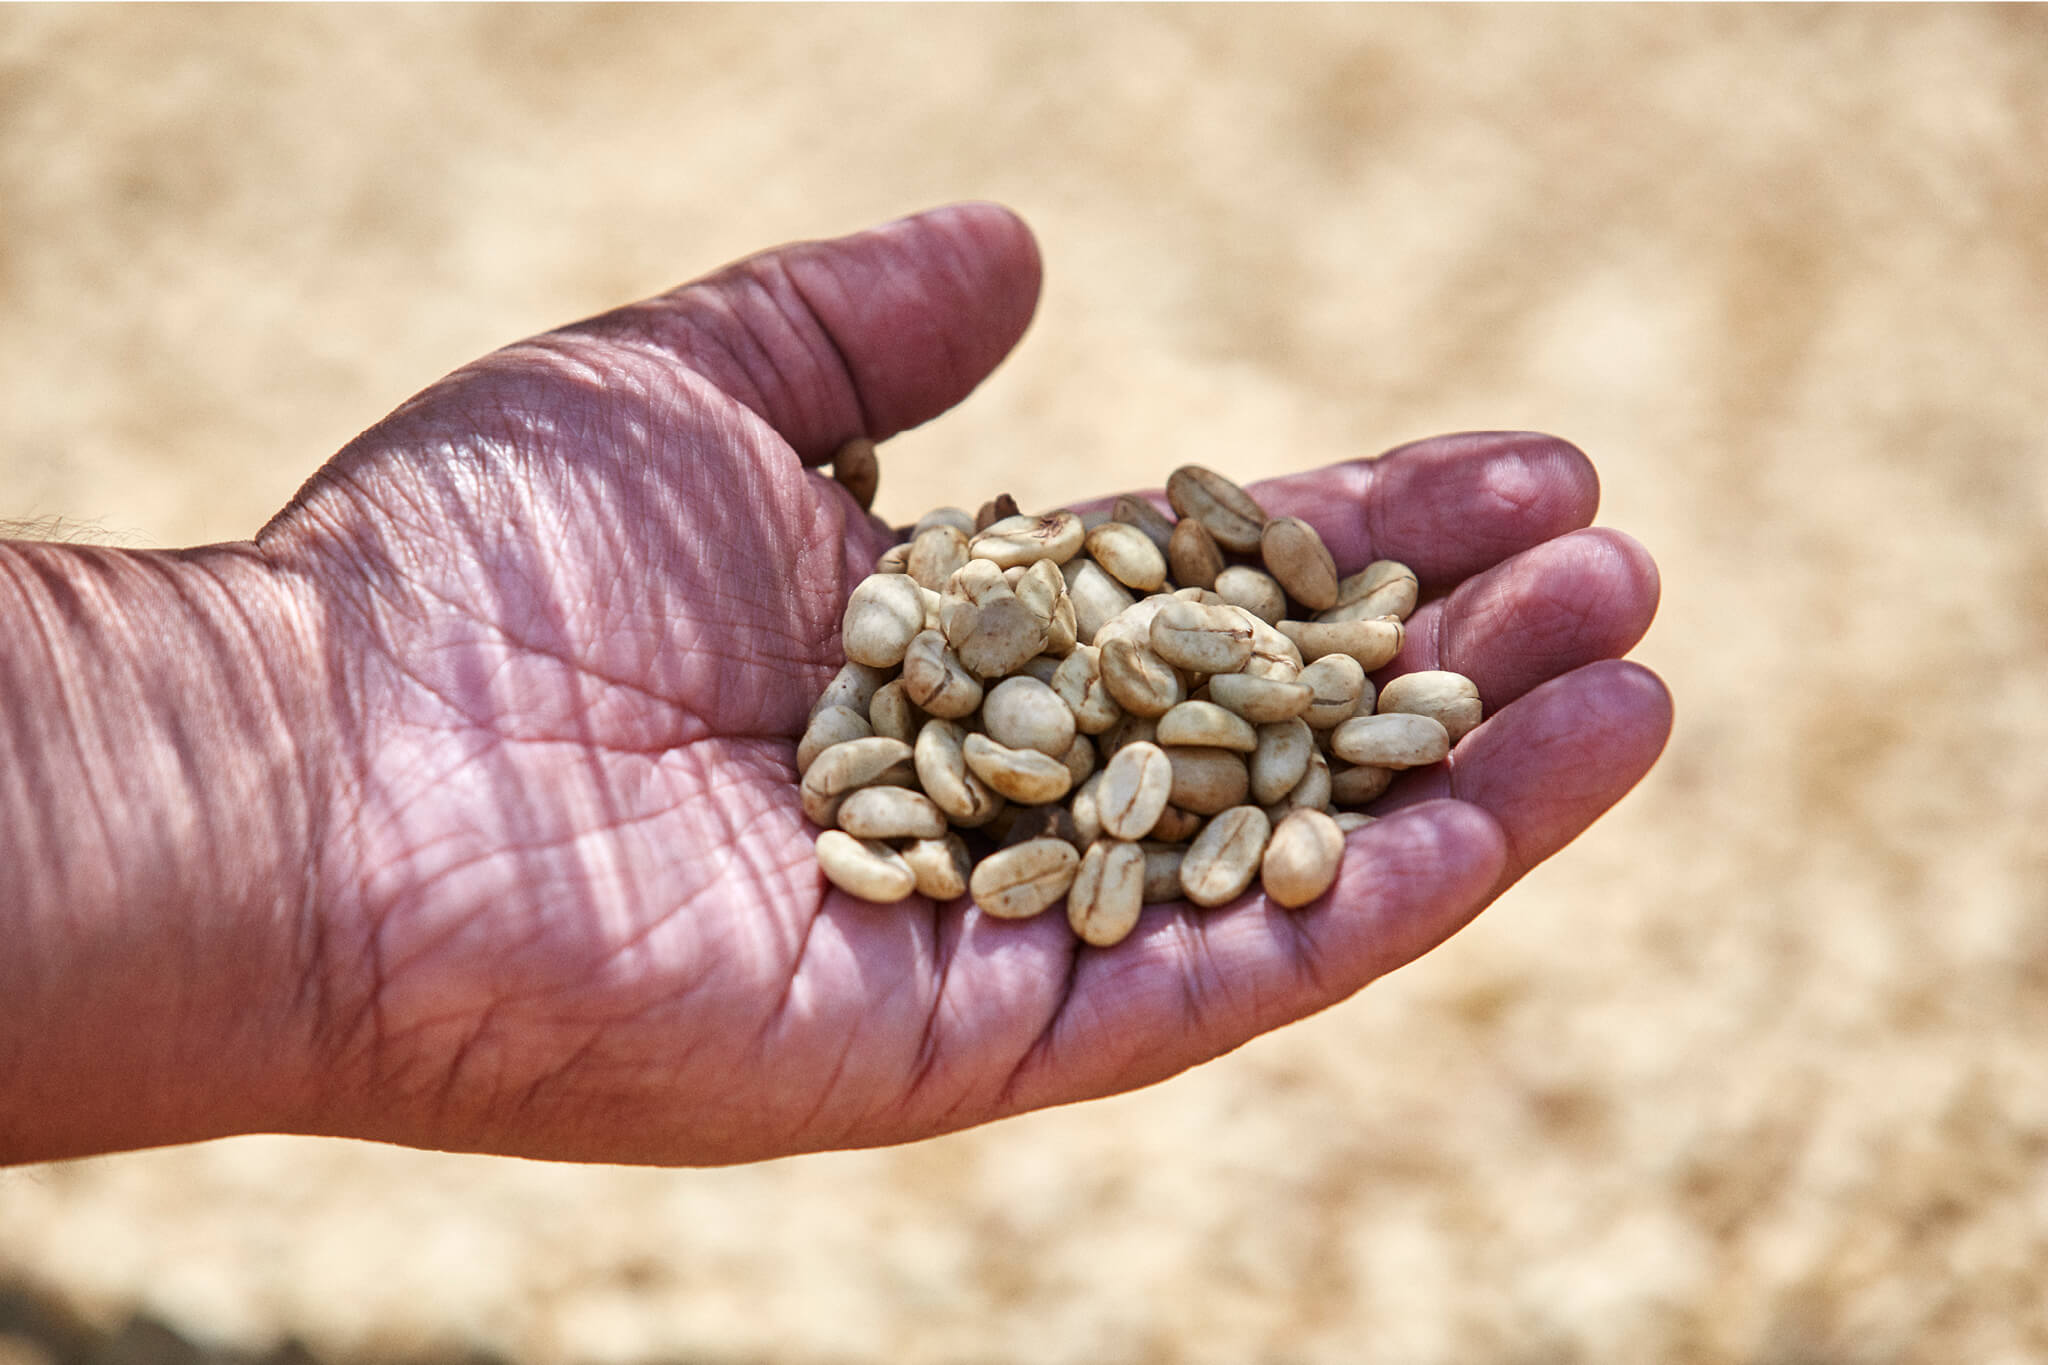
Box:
[0,540,330,1162]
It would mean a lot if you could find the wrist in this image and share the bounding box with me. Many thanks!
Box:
[0,538,335,1162]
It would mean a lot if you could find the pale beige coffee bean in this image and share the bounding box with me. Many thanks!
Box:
[1091,593,1172,653]
[1179,805,1271,906]
[1151,805,1203,843]
[963,732,1075,804]
[943,556,1006,624]
[1069,772,1106,844]
[1010,559,1077,656]
[842,574,928,668]
[913,506,977,539]
[1214,565,1288,625]
[1330,712,1451,768]
[1205,672,1314,724]
[1157,700,1258,753]
[1314,598,1411,625]
[874,542,912,574]
[970,837,1081,919]
[1265,752,1332,821]
[830,436,880,511]
[1098,740,1175,841]
[815,830,915,902]
[1112,494,1178,555]
[1085,522,1169,592]
[1332,559,1420,621]
[809,660,892,721]
[983,675,1078,757]
[1261,809,1344,909]
[867,679,922,744]
[837,786,948,841]
[1099,636,1186,717]
[946,565,1051,679]
[938,558,1000,647]
[902,833,971,901]
[1149,599,1257,675]
[1166,465,1267,553]
[797,704,873,776]
[801,736,915,827]
[1330,760,1395,806]
[973,492,1021,533]
[958,603,1050,679]
[1332,811,1376,833]
[1167,516,1225,591]
[1097,712,1159,762]
[1060,557,1138,645]
[1059,731,1097,788]
[1277,616,1404,670]
[1298,654,1371,728]
[1240,613,1306,682]
[899,630,984,719]
[919,584,946,631]
[1015,653,1063,685]
[1046,589,1079,657]
[1250,718,1316,805]
[803,734,915,799]
[914,718,1005,827]
[1012,557,1065,621]
[1140,842,1188,902]
[1050,644,1123,735]
[1164,745,1251,815]
[971,510,1085,568]
[1378,670,1484,744]
[1259,516,1340,611]
[1069,840,1147,947]
[907,524,971,590]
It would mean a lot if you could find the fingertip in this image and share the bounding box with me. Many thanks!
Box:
[584,204,1046,464]
[1384,429,1600,524]
[1587,658,1676,770]
[1259,431,1605,584]
[1423,657,1675,891]
[1379,432,1601,581]
[1592,526,1663,623]
[893,201,1044,293]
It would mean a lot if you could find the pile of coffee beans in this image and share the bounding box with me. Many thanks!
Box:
[801,454,1480,947]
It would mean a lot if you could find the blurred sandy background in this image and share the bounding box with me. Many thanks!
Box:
[4,6,2046,1363]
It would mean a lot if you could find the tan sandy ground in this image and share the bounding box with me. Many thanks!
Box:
[3,6,2046,1363]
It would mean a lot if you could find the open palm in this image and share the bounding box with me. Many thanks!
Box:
[255,205,1670,1165]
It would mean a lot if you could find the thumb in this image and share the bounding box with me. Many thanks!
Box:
[573,203,1044,463]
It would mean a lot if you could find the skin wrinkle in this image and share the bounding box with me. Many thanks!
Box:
[777,255,875,443]
[904,903,969,1112]
[365,734,803,1086]
[995,933,1089,1117]
[1281,904,1338,1004]
[786,973,873,1148]
[1429,528,1660,707]
[751,258,858,447]
[649,278,841,458]
[13,557,124,888]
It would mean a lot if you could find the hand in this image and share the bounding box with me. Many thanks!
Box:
[1,205,1670,1166]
